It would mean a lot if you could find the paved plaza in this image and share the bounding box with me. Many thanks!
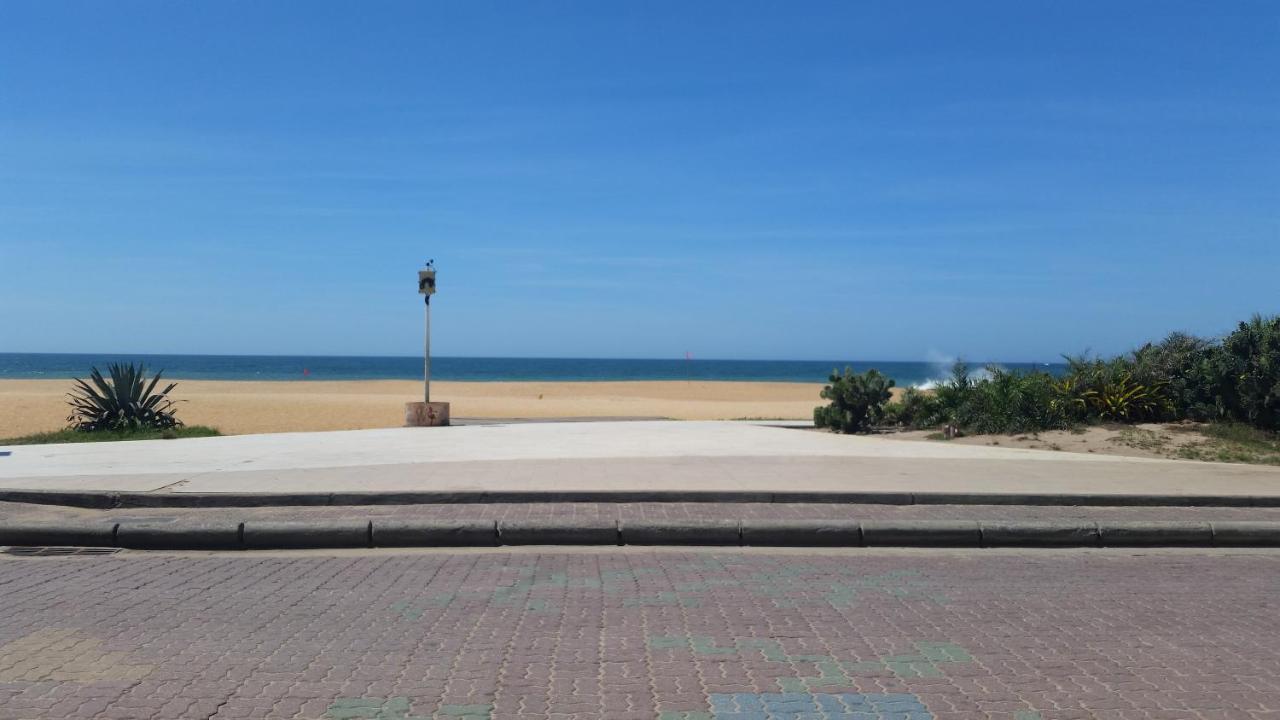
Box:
[4,422,1280,718]
[0,547,1278,719]
[2,422,1279,497]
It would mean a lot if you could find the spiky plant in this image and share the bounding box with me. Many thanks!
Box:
[66,363,182,432]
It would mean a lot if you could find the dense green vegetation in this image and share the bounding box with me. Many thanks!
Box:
[814,367,895,433]
[67,362,183,432]
[0,426,221,446]
[818,314,1280,435]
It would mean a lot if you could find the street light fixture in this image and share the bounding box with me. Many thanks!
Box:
[405,260,450,427]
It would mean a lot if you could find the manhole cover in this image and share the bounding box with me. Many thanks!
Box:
[3,546,121,557]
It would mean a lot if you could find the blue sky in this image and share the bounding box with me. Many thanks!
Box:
[1,1,1276,362]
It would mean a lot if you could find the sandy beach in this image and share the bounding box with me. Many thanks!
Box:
[0,379,838,437]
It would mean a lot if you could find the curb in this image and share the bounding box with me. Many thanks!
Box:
[863,520,981,547]
[116,521,241,550]
[621,519,741,546]
[243,521,371,550]
[0,522,116,547]
[979,521,1099,547]
[741,519,862,547]
[497,519,619,545]
[372,520,497,547]
[1096,521,1214,547]
[4,489,1280,509]
[3,519,1280,551]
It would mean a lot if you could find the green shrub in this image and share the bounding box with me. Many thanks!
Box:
[882,387,945,429]
[1212,315,1280,430]
[66,363,182,432]
[1077,372,1170,421]
[814,367,895,433]
[1061,355,1172,423]
[947,366,1076,434]
[817,313,1280,436]
[1129,332,1218,420]
[931,360,975,424]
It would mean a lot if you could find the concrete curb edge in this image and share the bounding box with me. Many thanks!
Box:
[4,489,1280,509]
[3,519,1280,550]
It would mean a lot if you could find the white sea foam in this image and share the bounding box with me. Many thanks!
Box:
[910,354,997,390]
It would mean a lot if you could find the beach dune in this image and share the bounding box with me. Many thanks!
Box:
[0,379,836,437]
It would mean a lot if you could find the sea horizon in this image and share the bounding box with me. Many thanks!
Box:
[0,352,1065,387]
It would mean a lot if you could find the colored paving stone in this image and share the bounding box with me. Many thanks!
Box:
[0,548,1277,718]
[646,636,971,687]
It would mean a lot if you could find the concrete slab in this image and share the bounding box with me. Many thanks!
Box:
[0,420,1277,497]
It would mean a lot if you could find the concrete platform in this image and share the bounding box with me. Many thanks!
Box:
[1,420,1277,497]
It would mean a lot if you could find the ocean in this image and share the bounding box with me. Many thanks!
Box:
[0,353,1064,387]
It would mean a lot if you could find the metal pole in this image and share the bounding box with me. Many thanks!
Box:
[430,293,435,404]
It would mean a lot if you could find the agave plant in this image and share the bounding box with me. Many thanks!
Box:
[66,363,182,432]
[1077,371,1170,422]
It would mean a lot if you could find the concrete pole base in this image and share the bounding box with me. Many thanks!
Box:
[404,402,450,427]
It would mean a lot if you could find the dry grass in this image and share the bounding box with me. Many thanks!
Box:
[892,421,1280,467]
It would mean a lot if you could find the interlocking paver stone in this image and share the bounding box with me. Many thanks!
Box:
[0,548,1277,719]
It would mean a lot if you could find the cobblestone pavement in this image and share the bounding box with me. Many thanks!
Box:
[5,501,1280,526]
[0,548,1278,719]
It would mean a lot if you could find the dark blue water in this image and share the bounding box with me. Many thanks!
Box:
[0,353,1065,387]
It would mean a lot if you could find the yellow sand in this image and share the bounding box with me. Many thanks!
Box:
[0,379,850,437]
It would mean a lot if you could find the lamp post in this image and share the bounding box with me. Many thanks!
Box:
[419,263,436,403]
[405,261,449,426]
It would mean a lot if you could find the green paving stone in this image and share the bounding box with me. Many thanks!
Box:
[649,635,690,649]
[674,578,742,592]
[916,642,971,663]
[389,601,425,622]
[437,703,492,719]
[883,657,945,678]
[326,697,430,720]
[690,636,737,655]
[647,634,972,690]
[777,677,807,693]
[624,591,699,607]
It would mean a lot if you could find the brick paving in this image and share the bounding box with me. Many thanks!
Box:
[0,548,1278,719]
[6,501,1280,527]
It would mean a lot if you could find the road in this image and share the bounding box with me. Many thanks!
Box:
[1,547,1277,719]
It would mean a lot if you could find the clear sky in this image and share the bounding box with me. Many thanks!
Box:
[1,2,1276,362]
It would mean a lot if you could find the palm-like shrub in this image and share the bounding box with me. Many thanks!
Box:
[947,365,1077,434]
[1213,314,1280,430]
[1061,355,1172,423]
[814,367,895,433]
[882,387,946,429]
[1129,332,1218,420]
[66,363,182,432]
[854,314,1279,436]
[1076,371,1170,422]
